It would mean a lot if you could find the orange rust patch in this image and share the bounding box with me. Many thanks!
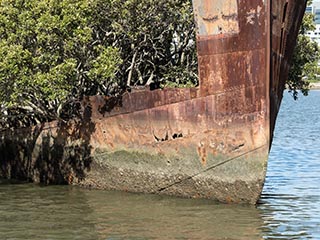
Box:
[225,196,233,204]
[68,172,74,184]
[197,142,207,166]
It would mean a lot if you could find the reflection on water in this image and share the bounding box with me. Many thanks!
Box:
[0,182,263,240]
[0,91,319,240]
[259,90,320,239]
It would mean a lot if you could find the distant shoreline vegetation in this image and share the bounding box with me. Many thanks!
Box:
[0,0,318,128]
[288,0,320,99]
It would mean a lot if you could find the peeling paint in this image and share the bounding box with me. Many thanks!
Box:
[0,0,307,204]
[193,0,239,36]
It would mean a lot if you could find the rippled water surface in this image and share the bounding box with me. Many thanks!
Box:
[0,91,319,240]
[259,90,320,239]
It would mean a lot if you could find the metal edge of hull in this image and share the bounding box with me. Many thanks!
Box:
[0,0,306,204]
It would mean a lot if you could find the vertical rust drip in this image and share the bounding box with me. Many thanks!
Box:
[0,0,308,204]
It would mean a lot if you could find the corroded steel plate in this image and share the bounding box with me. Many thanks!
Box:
[0,0,307,204]
[193,0,239,36]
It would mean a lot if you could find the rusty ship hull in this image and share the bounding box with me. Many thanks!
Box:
[0,0,306,204]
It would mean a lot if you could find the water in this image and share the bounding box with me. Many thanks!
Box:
[0,91,319,240]
[259,90,320,239]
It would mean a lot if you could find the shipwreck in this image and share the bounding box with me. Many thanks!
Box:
[0,0,307,204]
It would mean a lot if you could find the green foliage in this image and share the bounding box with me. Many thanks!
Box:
[0,0,196,128]
[288,1,320,99]
[0,0,121,126]
[1,0,317,127]
[90,0,197,88]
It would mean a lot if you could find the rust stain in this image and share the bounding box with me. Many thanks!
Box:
[270,0,307,142]
[225,196,233,204]
[0,0,307,204]
[193,0,239,36]
[68,172,74,184]
[197,140,207,166]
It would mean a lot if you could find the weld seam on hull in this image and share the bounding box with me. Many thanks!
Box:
[196,46,265,57]
[95,87,268,120]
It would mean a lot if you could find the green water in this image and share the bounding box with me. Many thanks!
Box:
[0,183,263,240]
